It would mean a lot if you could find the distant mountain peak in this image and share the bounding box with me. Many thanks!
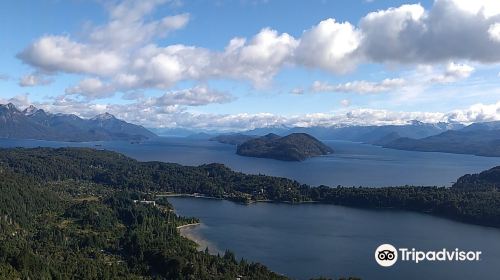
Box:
[409,120,425,126]
[23,105,39,115]
[91,112,116,121]
[263,133,280,139]
[0,103,18,111]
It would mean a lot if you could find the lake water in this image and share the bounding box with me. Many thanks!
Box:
[169,197,500,280]
[0,137,498,187]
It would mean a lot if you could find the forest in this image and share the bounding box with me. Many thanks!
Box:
[0,147,498,279]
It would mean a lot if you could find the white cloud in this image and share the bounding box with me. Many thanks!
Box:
[431,62,475,83]
[359,0,500,64]
[18,36,124,76]
[488,22,500,42]
[340,99,351,107]
[290,87,305,95]
[312,78,406,94]
[65,78,116,99]
[446,101,500,123]
[309,61,475,96]
[448,0,500,19]
[150,85,234,106]
[19,73,52,87]
[89,0,190,49]
[295,18,362,73]
[0,94,31,108]
[217,28,298,86]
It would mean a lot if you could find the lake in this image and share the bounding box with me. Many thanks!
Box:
[0,137,498,187]
[169,197,500,280]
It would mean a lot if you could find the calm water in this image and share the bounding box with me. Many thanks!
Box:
[169,197,500,280]
[0,137,498,186]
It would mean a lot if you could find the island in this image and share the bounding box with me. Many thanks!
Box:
[236,133,334,161]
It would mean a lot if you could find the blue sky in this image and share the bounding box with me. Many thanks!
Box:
[0,0,499,130]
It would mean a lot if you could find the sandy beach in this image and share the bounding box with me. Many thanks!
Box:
[177,223,221,254]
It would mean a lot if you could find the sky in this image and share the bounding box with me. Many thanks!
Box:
[0,0,500,131]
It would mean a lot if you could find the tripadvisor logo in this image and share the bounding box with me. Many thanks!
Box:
[375,244,482,267]
[375,244,398,267]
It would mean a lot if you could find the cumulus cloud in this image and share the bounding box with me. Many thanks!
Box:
[89,0,190,49]
[216,28,297,85]
[295,18,362,73]
[65,78,116,99]
[18,36,124,76]
[359,0,500,64]
[312,78,406,94]
[446,101,500,123]
[150,85,234,106]
[430,62,475,83]
[309,61,475,96]
[19,73,52,87]
[127,28,297,88]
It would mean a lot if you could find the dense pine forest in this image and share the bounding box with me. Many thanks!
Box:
[0,150,290,279]
[0,147,499,279]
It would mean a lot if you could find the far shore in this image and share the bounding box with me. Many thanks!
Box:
[156,193,222,200]
[161,192,321,205]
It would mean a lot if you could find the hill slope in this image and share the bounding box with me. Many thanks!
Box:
[453,166,500,190]
[382,124,500,157]
[236,133,333,161]
[210,133,256,145]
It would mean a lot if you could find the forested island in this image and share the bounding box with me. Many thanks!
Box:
[236,133,334,161]
[0,147,499,278]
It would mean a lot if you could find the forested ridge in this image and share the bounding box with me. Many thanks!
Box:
[0,150,292,279]
[0,147,498,279]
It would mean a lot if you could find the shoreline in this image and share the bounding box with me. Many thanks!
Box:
[176,222,201,229]
[177,222,221,254]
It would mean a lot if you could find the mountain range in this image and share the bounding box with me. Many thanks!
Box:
[382,121,500,157]
[0,103,156,141]
[278,121,465,143]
